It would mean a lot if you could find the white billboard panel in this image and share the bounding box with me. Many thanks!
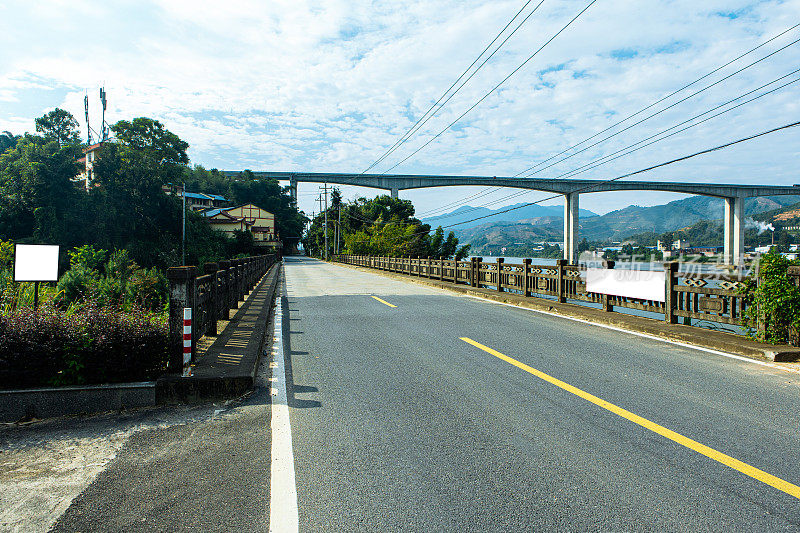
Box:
[14,244,60,282]
[586,268,666,302]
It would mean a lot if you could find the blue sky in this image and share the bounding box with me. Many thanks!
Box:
[1,0,799,218]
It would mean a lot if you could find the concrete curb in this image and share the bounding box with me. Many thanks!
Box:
[333,261,800,364]
[0,382,156,422]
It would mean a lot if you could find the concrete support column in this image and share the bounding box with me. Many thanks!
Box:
[289,178,298,202]
[723,197,734,265]
[563,192,579,265]
[723,195,746,267]
[732,195,745,268]
[390,188,399,199]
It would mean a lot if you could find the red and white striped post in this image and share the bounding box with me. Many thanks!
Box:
[182,307,192,377]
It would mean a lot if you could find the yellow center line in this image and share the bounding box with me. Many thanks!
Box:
[459,336,800,501]
[371,296,397,308]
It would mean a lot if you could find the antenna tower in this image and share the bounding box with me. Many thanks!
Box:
[84,94,94,145]
[100,88,109,141]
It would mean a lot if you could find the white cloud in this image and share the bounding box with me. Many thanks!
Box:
[0,0,799,218]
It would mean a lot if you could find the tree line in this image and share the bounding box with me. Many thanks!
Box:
[0,108,305,271]
[302,190,470,260]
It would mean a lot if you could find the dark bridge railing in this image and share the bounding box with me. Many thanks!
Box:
[334,254,764,336]
[167,254,278,373]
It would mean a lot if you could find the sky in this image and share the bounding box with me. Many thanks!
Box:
[1,0,799,220]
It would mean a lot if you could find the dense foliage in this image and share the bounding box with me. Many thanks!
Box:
[302,192,470,260]
[0,109,304,269]
[0,303,168,389]
[0,108,305,387]
[739,251,800,344]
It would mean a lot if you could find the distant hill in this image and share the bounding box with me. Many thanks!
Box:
[422,203,598,230]
[448,195,800,253]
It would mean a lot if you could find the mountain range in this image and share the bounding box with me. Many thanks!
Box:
[422,195,800,252]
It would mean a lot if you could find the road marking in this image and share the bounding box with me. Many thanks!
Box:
[462,294,800,375]
[371,295,397,307]
[270,295,299,533]
[460,336,800,501]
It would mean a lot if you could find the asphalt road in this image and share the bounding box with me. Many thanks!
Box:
[45,256,800,531]
[283,257,800,531]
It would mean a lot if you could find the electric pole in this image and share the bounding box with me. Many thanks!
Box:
[323,183,329,261]
[182,182,186,265]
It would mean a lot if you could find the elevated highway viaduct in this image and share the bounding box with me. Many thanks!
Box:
[222,171,800,265]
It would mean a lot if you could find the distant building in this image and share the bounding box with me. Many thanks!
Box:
[75,142,104,190]
[162,183,229,211]
[201,203,280,250]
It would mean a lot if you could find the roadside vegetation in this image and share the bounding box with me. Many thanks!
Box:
[739,250,800,345]
[0,108,305,388]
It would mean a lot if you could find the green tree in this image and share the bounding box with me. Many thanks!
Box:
[0,132,82,244]
[0,131,19,155]
[35,108,81,147]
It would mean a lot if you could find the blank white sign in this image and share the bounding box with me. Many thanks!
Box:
[586,268,666,302]
[14,244,60,282]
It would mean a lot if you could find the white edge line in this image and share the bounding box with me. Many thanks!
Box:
[461,294,800,375]
[269,290,300,533]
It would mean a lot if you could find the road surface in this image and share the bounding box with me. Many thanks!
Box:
[33,256,800,530]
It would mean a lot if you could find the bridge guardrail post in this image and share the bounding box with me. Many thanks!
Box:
[167,266,197,373]
[204,262,220,335]
[523,259,531,297]
[601,260,615,312]
[219,260,231,320]
[439,256,444,281]
[556,259,567,303]
[664,261,679,323]
[496,258,504,292]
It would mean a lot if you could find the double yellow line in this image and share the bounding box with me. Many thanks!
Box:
[460,337,800,501]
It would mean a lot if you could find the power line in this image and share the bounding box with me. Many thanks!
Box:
[514,23,800,177]
[415,23,800,220]
[520,33,800,178]
[342,119,800,245]
[362,0,545,174]
[445,120,800,229]
[423,66,800,222]
[554,71,800,180]
[378,0,598,174]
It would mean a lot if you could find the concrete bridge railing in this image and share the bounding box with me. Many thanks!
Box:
[166,254,279,373]
[333,254,797,344]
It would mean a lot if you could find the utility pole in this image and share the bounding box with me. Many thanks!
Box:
[323,183,329,261]
[337,204,341,254]
[182,182,186,265]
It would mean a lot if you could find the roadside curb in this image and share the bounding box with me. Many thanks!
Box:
[0,382,156,423]
[332,261,800,364]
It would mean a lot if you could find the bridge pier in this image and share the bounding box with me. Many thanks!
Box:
[563,192,579,265]
[723,196,745,267]
[289,178,298,202]
[390,188,398,199]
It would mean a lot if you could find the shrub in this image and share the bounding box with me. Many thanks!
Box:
[740,251,800,344]
[0,303,169,389]
[56,264,99,306]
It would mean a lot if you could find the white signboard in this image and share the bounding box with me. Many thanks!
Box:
[586,268,666,302]
[14,244,60,282]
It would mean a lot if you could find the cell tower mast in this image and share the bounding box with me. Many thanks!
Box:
[84,94,94,145]
[100,88,109,141]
